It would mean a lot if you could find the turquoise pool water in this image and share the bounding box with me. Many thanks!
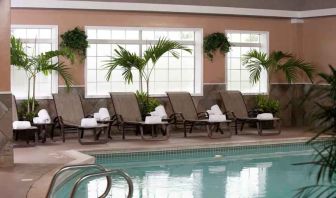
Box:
[53,142,323,198]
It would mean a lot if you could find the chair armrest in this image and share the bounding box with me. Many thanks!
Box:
[197,112,209,119]
[85,114,94,118]
[169,112,185,124]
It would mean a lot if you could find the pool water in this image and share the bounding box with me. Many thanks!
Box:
[53,143,322,198]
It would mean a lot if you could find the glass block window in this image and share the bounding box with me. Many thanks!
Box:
[11,25,58,99]
[226,31,269,94]
[85,27,203,97]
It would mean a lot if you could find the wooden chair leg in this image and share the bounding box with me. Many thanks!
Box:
[235,120,238,135]
[240,121,245,131]
[60,125,65,143]
[122,126,126,140]
[50,124,55,141]
[183,123,188,137]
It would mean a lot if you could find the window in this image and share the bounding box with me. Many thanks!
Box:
[85,27,203,97]
[11,25,58,99]
[226,31,268,94]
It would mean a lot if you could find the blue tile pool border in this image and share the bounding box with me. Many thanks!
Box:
[85,138,331,165]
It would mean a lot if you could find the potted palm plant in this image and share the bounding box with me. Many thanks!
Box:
[242,50,314,128]
[10,36,74,120]
[104,37,191,116]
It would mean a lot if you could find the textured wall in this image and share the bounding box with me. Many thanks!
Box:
[0,0,13,167]
[22,84,314,128]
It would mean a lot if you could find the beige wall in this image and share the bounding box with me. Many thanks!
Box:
[11,9,305,85]
[302,16,336,75]
[0,0,11,91]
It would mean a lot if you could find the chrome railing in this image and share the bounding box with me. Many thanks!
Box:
[46,164,133,198]
[70,169,133,198]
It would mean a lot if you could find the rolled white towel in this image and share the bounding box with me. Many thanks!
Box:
[98,108,110,121]
[145,116,162,124]
[81,118,98,128]
[37,109,51,123]
[93,113,100,121]
[257,113,274,120]
[211,105,223,115]
[209,115,227,122]
[150,105,168,119]
[13,121,31,129]
[207,110,215,115]
[33,117,45,124]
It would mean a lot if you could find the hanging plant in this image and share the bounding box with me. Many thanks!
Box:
[203,32,231,61]
[60,27,88,62]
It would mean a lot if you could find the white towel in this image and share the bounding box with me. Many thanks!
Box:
[98,108,110,121]
[257,113,274,120]
[33,117,45,124]
[81,118,98,128]
[13,121,31,129]
[209,115,227,122]
[93,113,100,121]
[211,105,223,115]
[37,109,51,123]
[150,105,167,119]
[145,116,162,124]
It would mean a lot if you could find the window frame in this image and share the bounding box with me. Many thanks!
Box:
[225,30,269,95]
[84,26,203,98]
[10,24,59,99]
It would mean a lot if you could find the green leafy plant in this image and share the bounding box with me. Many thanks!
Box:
[256,95,280,115]
[136,91,160,118]
[104,37,191,96]
[203,32,231,61]
[242,50,315,94]
[10,36,74,116]
[60,27,88,61]
[18,99,39,121]
[295,65,336,197]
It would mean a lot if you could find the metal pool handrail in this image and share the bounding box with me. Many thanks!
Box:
[70,169,134,198]
[46,164,111,198]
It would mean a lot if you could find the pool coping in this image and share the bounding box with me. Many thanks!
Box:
[26,136,329,198]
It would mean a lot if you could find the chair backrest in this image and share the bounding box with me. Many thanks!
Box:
[110,92,142,122]
[219,91,249,118]
[53,93,85,126]
[166,92,198,120]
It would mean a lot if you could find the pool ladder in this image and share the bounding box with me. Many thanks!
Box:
[46,164,134,198]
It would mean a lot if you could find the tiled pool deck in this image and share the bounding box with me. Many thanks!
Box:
[0,128,326,198]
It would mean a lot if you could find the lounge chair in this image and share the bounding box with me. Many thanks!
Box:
[166,91,231,138]
[53,93,109,144]
[110,92,169,141]
[12,96,39,144]
[219,90,281,135]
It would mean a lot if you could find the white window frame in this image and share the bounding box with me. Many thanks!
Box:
[225,30,269,95]
[85,26,203,98]
[10,24,59,99]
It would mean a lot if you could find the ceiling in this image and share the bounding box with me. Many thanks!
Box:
[67,0,336,11]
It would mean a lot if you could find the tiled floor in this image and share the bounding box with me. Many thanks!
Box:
[0,127,320,198]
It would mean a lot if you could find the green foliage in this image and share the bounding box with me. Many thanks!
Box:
[136,91,160,118]
[256,95,280,115]
[295,66,336,197]
[242,50,315,92]
[18,99,39,121]
[60,27,88,61]
[10,36,74,114]
[105,37,191,96]
[203,32,231,61]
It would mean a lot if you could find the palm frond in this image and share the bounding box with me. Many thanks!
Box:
[47,62,73,89]
[104,45,145,83]
[242,50,270,84]
[144,37,191,64]
[10,36,29,69]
